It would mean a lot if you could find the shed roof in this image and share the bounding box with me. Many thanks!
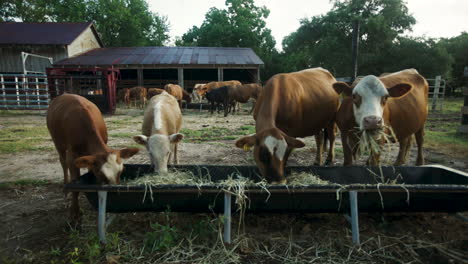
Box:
[54,46,264,67]
[0,22,103,46]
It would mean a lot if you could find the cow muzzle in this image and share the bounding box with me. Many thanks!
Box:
[363,115,383,130]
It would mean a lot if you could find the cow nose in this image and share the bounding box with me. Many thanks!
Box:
[363,116,383,130]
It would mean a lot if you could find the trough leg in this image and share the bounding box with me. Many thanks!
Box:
[349,191,360,245]
[98,191,108,244]
[223,192,232,244]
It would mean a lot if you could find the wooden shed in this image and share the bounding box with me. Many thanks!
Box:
[0,22,103,74]
[52,46,264,92]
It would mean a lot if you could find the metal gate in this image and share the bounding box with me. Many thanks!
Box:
[427,76,446,111]
[0,73,49,110]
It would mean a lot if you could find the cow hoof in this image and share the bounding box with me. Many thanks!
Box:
[324,159,334,166]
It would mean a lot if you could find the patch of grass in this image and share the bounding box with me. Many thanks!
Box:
[425,130,468,156]
[0,125,51,153]
[440,97,464,115]
[181,125,255,143]
[0,110,46,116]
[109,132,135,138]
[0,179,49,187]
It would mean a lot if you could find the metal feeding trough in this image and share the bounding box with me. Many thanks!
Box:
[64,164,468,244]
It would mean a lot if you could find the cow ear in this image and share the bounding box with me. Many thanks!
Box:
[332,82,353,96]
[133,135,148,145]
[119,148,139,159]
[387,83,412,98]
[74,155,95,169]
[284,135,305,149]
[235,135,256,150]
[169,133,184,143]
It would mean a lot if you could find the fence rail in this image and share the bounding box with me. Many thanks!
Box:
[0,73,49,110]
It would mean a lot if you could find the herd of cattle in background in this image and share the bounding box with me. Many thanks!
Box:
[116,81,263,116]
[46,67,428,220]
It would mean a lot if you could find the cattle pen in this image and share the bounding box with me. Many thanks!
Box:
[64,164,468,245]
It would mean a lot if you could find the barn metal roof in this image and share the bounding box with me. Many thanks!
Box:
[0,22,103,46]
[54,47,264,67]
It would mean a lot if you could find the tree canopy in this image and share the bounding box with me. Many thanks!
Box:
[0,0,170,47]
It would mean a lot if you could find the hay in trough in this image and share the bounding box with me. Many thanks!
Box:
[287,171,330,186]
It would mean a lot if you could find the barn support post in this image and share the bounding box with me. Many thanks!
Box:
[137,69,143,87]
[218,68,224,82]
[178,68,184,89]
[35,77,40,107]
[223,192,232,244]
[349,191,360,245]
[256,67,261,83]
[1,75,6,107]
[98,191,108,243]
[15,76,20,106]
[431,76,442,111]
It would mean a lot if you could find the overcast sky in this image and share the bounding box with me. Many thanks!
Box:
[148,0,468,50]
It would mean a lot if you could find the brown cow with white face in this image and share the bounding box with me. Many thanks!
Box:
[47,94,139,221]
[235,68,340,184]
[133,91,184,173]
[333,69,428,166]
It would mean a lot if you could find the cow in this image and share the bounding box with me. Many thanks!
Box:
[164,84,184,109]
[197,80,242,97]
[205,85,234,117]
[47,94,139,221]
[133,91,184,173]
[228,83,263,113]
[332,69,428,166]
[147,88,165,100]
[117,88,130,105]
[192,83,205,103]
[235,68,340,184]
[182,89,192,106]
[128,86,147,108]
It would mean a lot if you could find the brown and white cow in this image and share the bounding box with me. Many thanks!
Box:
[47,94,139,221]
[333,69,428,166]
[235,68,340,184]
[147,88,165,100]
[128,86,147,108]
[117,88,130,105]
[192,83,206,103]
[133,91,184,173]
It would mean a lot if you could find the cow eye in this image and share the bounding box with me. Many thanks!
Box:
[381,95,389,105]
[352,94,362,107]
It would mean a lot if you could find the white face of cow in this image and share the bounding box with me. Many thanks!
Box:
[352,76,389,131]
[100,153,124,184]
[133,133,183,173]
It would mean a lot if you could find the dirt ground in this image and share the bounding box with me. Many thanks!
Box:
[0,105,467,263]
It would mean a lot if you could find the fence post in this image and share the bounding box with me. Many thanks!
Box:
[431,76,441,111]
[1,75,6,108]
[24,75,29,108]
[15,76,20,106]
[36,77,40,108]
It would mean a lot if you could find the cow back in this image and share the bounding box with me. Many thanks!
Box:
[255,68,339,137]
[47,94,108,154]
[164,84,183,101]
[142,92,182,136]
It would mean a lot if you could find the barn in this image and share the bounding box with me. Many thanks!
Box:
[52,46,264,92]
[0,22,103,74]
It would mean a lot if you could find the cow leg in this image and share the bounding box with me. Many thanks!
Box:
[324,123,336,165]
[394,136,411,166]
[284,147,293,165]
[210,101,214,114]
[415,129,425,165]
[66,151,82,223]
[314,132,324,165]
[173,143,179,164]
[249,101,256,114]
[341,131,354,166]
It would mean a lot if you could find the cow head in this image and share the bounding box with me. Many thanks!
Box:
[235,128,305,184]
[333,75,412,131]
[74,148,139,184]
[133,133,184,173]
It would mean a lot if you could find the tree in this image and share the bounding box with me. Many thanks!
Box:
[438,32,468,89]
[282,0,417,77]
[176,0,276,80]
[0,0,170,47]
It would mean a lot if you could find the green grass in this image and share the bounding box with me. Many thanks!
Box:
[0,110,46,116]
[440,97,464,115]
[181,125,255,143]
[109,132,135,138]
[0,179,49,188]
[0,126,51,153]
